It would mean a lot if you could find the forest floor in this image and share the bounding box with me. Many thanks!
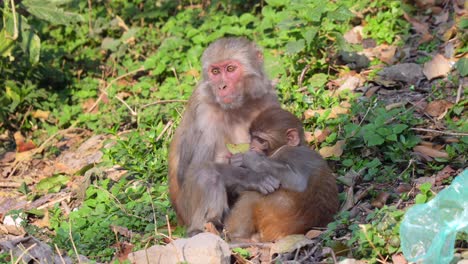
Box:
[0,1,467,264]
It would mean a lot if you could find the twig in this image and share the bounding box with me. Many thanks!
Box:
[298,64,311,89]
[115,95,137,116]
[7,0,18,40]
[13,243,37,264]
[88,66,145,113]
[455,83,463,104]
[156,120,174,141]
[359,225,387,263]
[87,0,93,35]
[410,128,468,137]
[141,99,188,109]
[166,215,172,239]
[37,194,71,210]
[54,244,67,264]
[298,243,319,262]
[0,181,21,188]
[229,242,273,249]
[69,219,82,264]
[147,186,159,239]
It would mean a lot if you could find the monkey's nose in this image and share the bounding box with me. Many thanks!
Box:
[219,85,227,90]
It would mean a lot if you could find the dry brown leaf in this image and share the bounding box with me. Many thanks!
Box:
[371,192,390,209]
[385,102,406,110]
[32,210,50,228]
[396,183,412,194]
[392,253,408,264]
[319,140,346,158]
[304,109,325,119]
[403,12,430,35]
[82,98,99,113]
[270,235,313,255]
[423,54,452,80]
[424,99,453,119]
[343,26,363,44]
[186,68,200,78]
[413,145,449,159]
[434,166,456,186]
[337,75,363,92]
[305,229,323,239]
[305,131,314,143]
[14,131,36,152]
[32,110,50,120]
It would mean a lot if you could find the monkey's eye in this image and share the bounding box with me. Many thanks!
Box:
[226,65,236,72]
[211,68,220,75]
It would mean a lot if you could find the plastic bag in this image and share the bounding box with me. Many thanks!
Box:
[400,169,468,264]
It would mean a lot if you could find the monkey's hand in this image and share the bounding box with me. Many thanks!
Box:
[229,153,245,167]
[240,150,269,171]
[245,172,280,194]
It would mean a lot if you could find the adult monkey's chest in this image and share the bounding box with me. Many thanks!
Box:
[212,117,252,163]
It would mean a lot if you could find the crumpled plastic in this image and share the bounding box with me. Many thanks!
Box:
[400,169,468,264]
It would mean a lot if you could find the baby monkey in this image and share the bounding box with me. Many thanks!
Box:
[226,107,339,242]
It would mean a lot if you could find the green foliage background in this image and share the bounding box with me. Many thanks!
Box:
[1,0,466,262]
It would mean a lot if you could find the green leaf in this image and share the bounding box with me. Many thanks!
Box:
[226,143,250,154]
[36,174,70,193]
[308,73,328,88]
[392,124,408,134]
[265,0,287,7]
[302,28,318,46]
[364,133,384,146]
[20,31,41,64]
[239,13,256,26]
[21,0,84,25]
[285,39,305,54]
[415,193,427,204]
[455,58,468,77]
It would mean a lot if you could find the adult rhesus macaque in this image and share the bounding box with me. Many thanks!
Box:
[168,37,280,235]
[225,107,339,242]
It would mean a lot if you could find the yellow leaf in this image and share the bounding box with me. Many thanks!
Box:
[319,140,346,158]
[226,143,250,154]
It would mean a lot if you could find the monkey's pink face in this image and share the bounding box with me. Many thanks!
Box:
[208,60,243,105]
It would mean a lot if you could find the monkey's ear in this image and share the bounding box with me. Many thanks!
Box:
[286,128,300,146]
[256,51,264,62]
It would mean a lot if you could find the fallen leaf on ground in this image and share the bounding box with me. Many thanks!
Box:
[319,140,346,158]
[434,166,456,186]
[305,229,323,239]
[371,192,390,208]
[392,253,408,264]
[32,110,50,120]
[413,145,449,159]
[343,26,363,44]
[270,235,313,255]
[424,99,453,119]
[423,54,452,80]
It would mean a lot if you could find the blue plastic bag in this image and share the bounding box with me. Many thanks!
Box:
[400,169,468,264]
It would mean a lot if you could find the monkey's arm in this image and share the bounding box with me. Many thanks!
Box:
[232,148,310,192]
[214,164,280,194]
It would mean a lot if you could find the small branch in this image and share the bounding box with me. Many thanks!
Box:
[141,99,188,109]
[229,242,273,249]
[54,244,67,264]
[87,0,93,35]
[298,64,311,89]
[7,0,19,40]
[69,220,82,264]
[115,95,137,116]
[410,127,468,137]
[156,120,174,141]
[13,243,37,264]
[166,214,173,240]
[88,67,145,113]
[456,83,463,104]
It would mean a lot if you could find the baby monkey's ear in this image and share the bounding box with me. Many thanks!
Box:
[286,128,300,147]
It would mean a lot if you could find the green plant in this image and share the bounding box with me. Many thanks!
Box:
[349,206,404,263]
[415,182,434,204]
